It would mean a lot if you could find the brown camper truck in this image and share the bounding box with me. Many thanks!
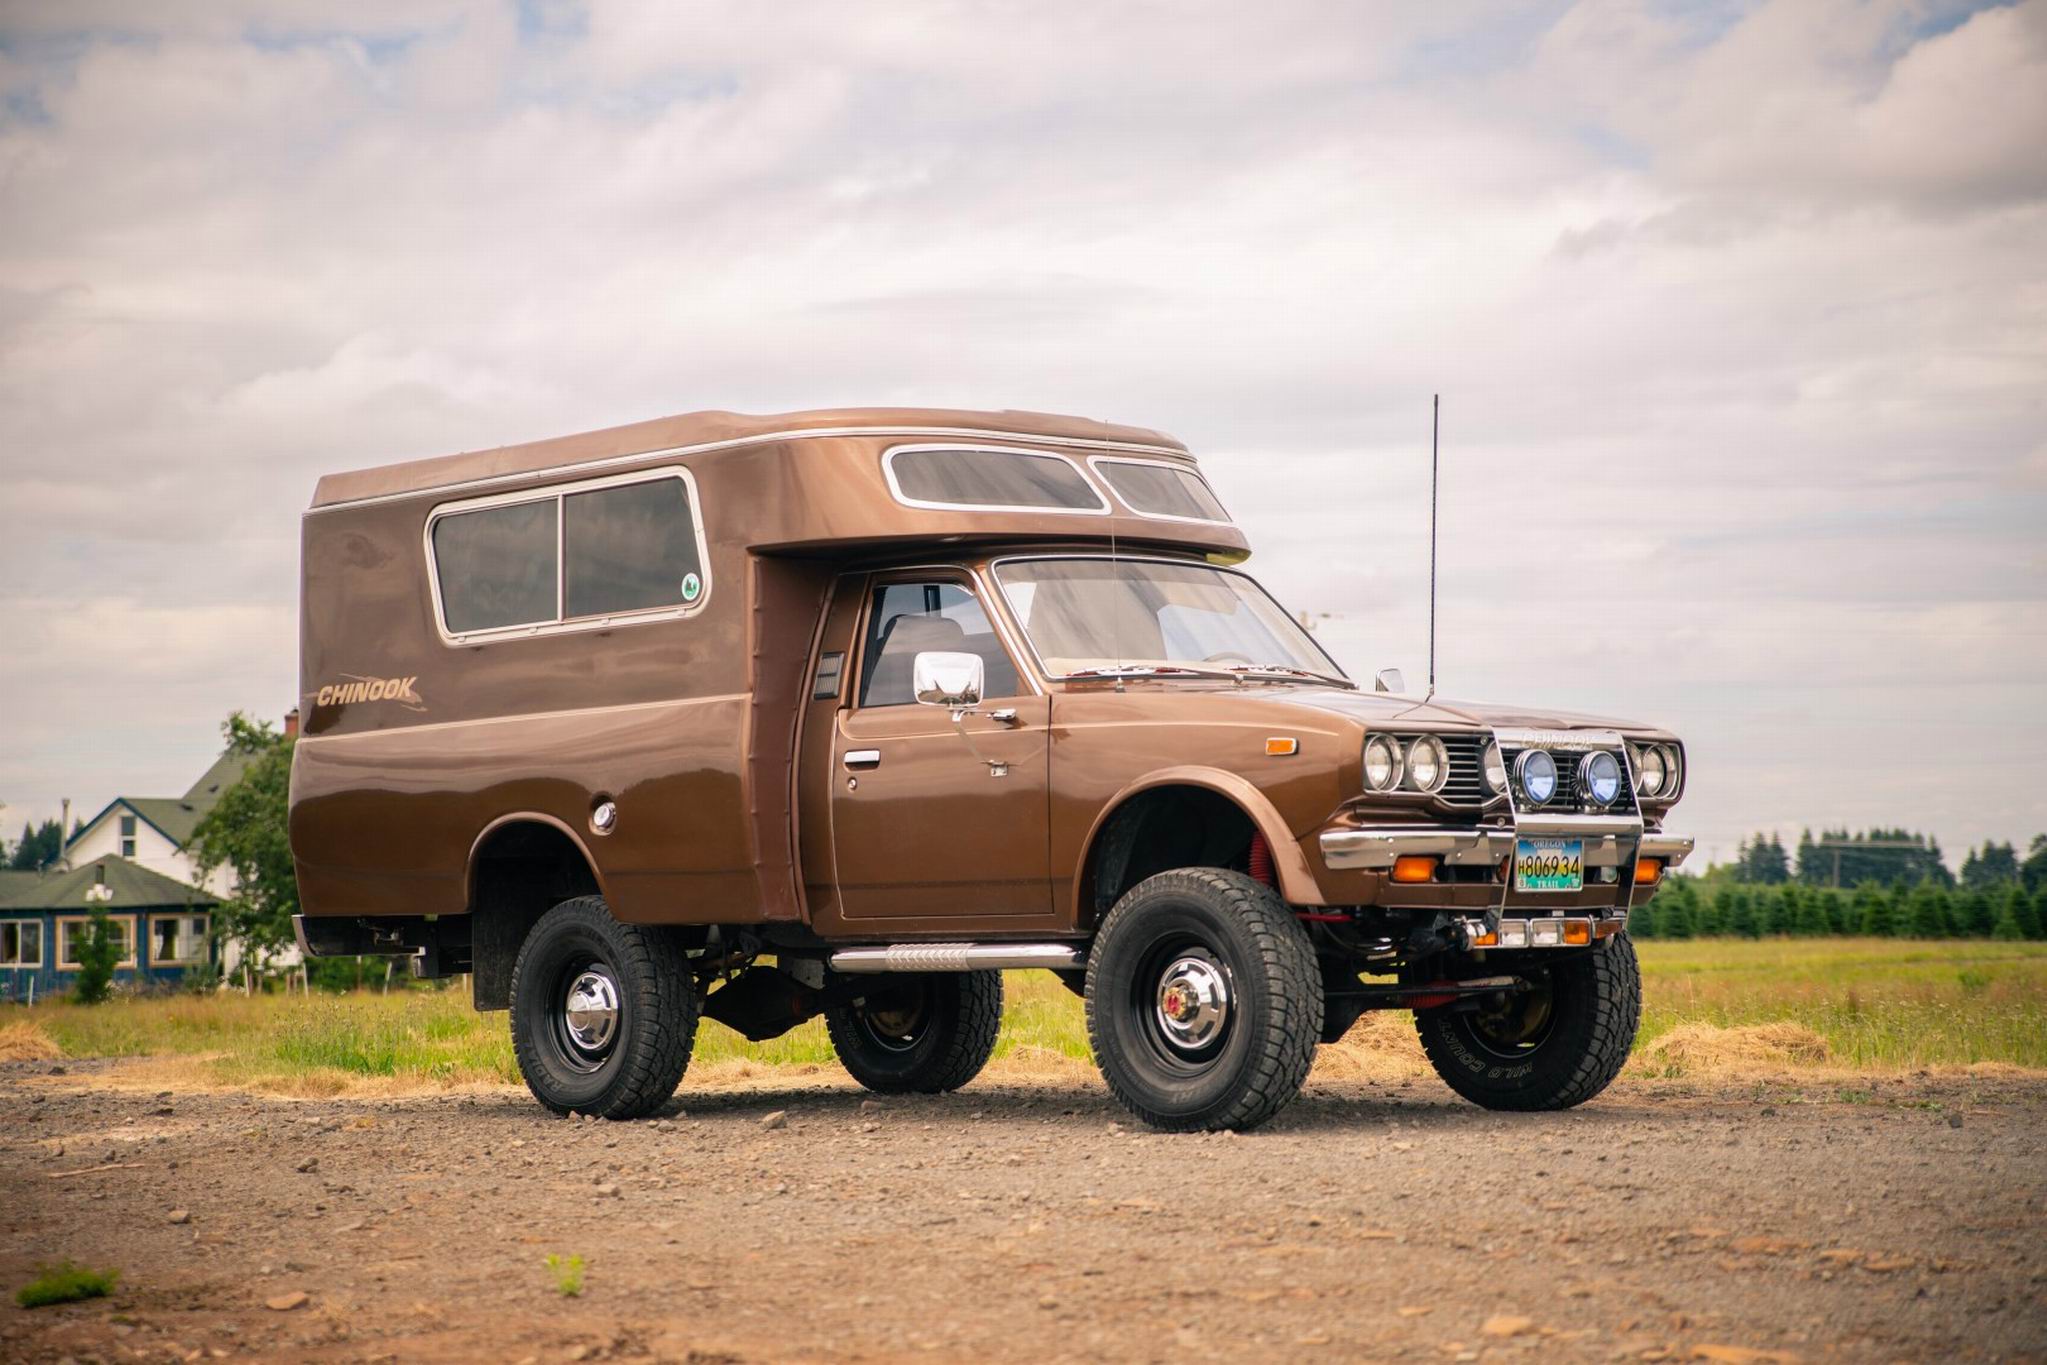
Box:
[290,407,1692,1131]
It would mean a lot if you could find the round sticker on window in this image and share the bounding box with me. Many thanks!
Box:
[681,572,702,603]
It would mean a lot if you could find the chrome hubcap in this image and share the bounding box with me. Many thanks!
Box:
[1154,955,1229,1052]
[562,969,620,1057]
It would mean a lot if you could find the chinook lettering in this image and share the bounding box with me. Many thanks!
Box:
[316,676,424,710]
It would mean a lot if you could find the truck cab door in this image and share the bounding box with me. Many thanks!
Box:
[814,572,1053,930]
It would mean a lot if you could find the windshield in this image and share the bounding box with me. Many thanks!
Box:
[994,557,1346,682]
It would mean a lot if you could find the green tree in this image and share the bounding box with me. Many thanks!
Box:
[1961,841,2020,890]
[1954,889,1996,938]
[1991,894,2024,941]
[1725,886,1759,938]
[2013,887,2044,941]
[1751,886,1782,937]
[71,906,120,1004]
[2021,836,2047,894]
[1791,886,1831,936]
[187,713,299,978]
[8,818,65,872]
[1694,886,1729,936]
[1853,884,1888,936]
[1907,884,1950,939]
[1629,895,1660,938]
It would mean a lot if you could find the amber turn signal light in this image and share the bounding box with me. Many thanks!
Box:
[1635,858,1665,886]
[1391,855,1437,884]
[1562,919,1592,946]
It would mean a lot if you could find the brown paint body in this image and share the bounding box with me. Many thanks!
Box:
[291,407,1681,937]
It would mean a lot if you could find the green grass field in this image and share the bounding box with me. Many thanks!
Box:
[6,938,2042,1094]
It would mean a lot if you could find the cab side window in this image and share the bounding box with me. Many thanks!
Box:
[858,581,1021,707]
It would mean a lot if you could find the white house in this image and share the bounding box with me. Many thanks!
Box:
[61,711,302,973]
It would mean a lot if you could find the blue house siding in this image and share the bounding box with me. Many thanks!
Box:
[1,907,216,1003]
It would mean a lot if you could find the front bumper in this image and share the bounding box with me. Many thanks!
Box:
[1320,822,1694,873]
[1316,818,1694,943]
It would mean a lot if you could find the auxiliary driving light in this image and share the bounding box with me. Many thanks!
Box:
[1363,735,1402,792]
[1497,920,1530,948]
[1515,748,1558,806]
[1530,919,1563,947]
[1581,750,1623,808]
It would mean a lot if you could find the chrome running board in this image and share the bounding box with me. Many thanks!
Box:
[827,943,1084,974]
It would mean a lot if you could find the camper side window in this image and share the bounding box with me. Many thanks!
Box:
[564,479,704,618]
[433,499,560,634]
[429,468,710,641]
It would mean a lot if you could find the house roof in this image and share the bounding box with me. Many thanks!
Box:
[0,870,43,904]
[72,747,257,850]
[0,854,218,913]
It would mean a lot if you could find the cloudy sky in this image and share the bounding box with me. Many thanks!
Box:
[1,0,2042,868]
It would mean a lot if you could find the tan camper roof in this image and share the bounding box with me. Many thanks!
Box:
[310,407,1189,509]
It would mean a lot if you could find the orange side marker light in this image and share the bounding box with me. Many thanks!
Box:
[1391,855,1437,884]
[1265,736,1299,757]
[1635,859,1665,886]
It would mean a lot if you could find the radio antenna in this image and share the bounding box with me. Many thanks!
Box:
[1427,393,1439,703]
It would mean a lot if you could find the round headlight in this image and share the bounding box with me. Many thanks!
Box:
[1581,750,1623,808]
[1363,735,1402,792]
[1405,736,1447,793]
[1633,743,1667,798]
[1655,744,1680,797]
[1515,748,1558,806]
[1481,741,1507,795]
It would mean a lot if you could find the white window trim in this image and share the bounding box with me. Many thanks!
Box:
[881,443,1112,516]
[1087,455,1234,526]
[0,918,43,969]
[56,914,138,970]
[423,465,713,647]
[147,912,210,966]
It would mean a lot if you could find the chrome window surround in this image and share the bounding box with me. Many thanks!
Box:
[987,552,1349,684]
[1085,454,1234,526]
[422,465,712,648]
[881,443,1111,516]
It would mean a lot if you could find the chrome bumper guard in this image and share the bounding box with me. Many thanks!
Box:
[1317,727,1693,949]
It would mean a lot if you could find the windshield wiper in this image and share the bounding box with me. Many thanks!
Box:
[1063,665,1253,685]
[1225,664,1358,690]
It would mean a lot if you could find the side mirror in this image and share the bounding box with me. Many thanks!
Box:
[914,651,984,708]
[1373,668,1406,694]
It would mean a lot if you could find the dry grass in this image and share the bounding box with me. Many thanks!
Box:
[0,1020,62,1062]
[9,938,2043,1097]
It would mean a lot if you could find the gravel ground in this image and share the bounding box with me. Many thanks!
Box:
[2,1062,2043,1363]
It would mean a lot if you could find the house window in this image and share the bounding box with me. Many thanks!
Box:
[119,813,138,858]
[0,921,42,968]
[149,914,209,966]
[57,915,136,969]
[428,468,710,641]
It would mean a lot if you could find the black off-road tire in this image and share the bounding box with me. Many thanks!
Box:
[1414,932,1641,1111]
[1085,869,1323,1133]
[509,897,698,1119]
[824,972,1004,1094]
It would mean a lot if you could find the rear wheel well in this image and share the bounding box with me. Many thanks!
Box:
[468,821,602,1011]
[1082,786,1260,926]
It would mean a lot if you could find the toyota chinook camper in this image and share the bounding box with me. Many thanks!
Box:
[290,407,1691,1131]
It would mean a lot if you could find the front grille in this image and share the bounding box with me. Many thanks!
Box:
[1438,733,1491,808]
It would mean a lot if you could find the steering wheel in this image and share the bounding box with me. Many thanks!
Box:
[1203,651,1254,666]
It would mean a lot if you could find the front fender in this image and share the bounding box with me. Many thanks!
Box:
[1071,765,1324,915]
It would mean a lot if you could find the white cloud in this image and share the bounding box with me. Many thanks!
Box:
[0,0,2042,869]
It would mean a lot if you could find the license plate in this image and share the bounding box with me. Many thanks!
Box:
[1516,838,1584,892]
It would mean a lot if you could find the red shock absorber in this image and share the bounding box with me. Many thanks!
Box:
[1247,831,1275,887]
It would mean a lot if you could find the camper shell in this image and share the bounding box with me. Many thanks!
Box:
[292,407,1691,1131]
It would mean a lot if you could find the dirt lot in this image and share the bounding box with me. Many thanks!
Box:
[3,1062,2042,1364]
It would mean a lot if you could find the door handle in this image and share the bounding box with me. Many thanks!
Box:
[843,749,882,770]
